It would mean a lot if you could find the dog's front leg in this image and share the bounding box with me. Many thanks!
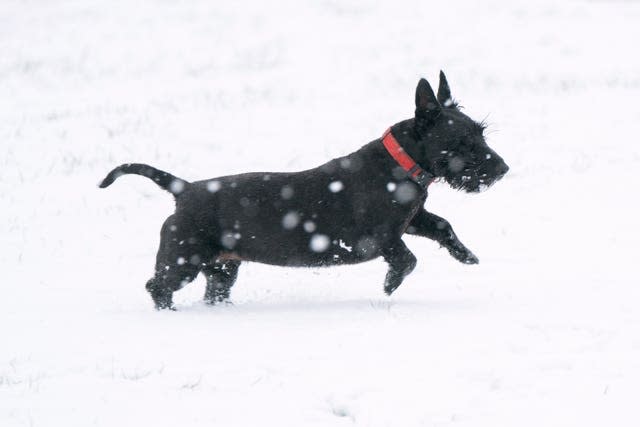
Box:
[382,240,417,295]
[406,209,479,264]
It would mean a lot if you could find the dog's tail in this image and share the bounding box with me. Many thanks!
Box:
[98,163,190,196]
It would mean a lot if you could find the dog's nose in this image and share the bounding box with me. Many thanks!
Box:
[497,162,509,176]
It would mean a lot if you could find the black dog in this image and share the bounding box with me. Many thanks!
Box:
[100,71,508,310]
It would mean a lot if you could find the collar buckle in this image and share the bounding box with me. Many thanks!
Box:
[412,170,433,190]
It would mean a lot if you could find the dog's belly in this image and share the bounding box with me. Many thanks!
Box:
[210,208,409,267]
[225,233,386,267]
[190,170,423,267]
[218,238,382,267]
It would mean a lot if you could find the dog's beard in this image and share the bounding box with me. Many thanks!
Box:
[434,154,505,193]
[445,168,501,193]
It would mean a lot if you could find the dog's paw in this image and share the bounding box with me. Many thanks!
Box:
[384,285,396,296]
[204,297,234,306]
[152,294,176,310]
[448,245,479,265]
[461,252,479,264]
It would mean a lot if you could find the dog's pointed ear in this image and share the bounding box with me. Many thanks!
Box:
[415,78,441,122]
[437,70,454,107]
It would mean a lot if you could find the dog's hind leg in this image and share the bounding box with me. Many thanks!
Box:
[382,240,417,295]
[405,209,479,264]
[202,260,241,305]
[146,265,200,310]
[145,216,210,310]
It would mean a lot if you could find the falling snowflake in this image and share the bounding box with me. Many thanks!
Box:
[303,220,316,233]
[281,185,294,200]
[206,180,221,193]
[448,157,465,173]
[309,234,330,252]
[282,211,300,230]
[328,181,344,192]
[220,232,238,249]
[393,182,417,204]
[170,179,185,194]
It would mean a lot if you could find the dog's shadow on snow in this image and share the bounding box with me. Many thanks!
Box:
[172,297,479,316]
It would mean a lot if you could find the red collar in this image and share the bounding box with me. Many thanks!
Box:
[381,128,434,189]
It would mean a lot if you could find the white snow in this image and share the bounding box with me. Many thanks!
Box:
[2,0,640,426]
[338,239,353,252]
[355,236,379,255]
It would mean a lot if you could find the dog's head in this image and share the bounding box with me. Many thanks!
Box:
[406,71,508,193]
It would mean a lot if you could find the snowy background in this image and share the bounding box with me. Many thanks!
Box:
[2,0,640,425]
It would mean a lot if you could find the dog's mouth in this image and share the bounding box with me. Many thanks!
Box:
[435,154,508,193]
[445,169,504,193]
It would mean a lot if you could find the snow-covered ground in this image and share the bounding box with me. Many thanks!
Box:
[2,0,640,425]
